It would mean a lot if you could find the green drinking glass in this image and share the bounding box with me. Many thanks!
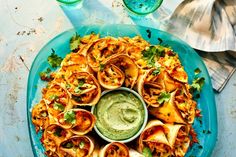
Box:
[57,0,83,8]
[123,0,163,16]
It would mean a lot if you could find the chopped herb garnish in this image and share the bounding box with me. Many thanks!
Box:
[63,142,74,148]
[191,77,205,92]
[142,46,165,67]
[39,68,53,81]
[48,49,63,68]
[99,63,105,71]
[194,68,201,75]
[74,86,82,93]
[64,110,76,124]
[74,80,85,93]
[72,95,81,103]
[53,127,63,137]
[146,29,151,38]
[157,92,171,104]
[70,33,81,51]
[66,84,71,89]
[152,67,160,76]
[157,37,163,44]
[53,103,65,111]
[79,141,85,149]
[203,130,211,134]
[207,130,211,134]
[198,145,203,149]
[142,147,152,157]
[49,95,59,100]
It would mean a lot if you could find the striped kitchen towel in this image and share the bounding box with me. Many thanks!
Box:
[163,0,236,92]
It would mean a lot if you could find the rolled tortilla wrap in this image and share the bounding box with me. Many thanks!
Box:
[158,52,188,83]
[98,54,138,89]
[57,109,96,135]
[138,120,173,157]
[31,100,49,133]
[148,91,186,124]
[59,135,94,157]
[42,83,70,124]
[60,53,93,74]
[43,124,73,147]
[129,149,144,157]
[165,124,190,157]
[65,71,101,106]
[97,63,125,89]
[99,142,130,157]
[86,37,125,72]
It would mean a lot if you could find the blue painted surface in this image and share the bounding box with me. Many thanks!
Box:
[27,25,217,157]
[0,0,235,157]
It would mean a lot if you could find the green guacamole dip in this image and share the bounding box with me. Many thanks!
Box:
[94,90,145,140]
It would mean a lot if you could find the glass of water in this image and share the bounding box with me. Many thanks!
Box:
[123,0,163,16]
[57,0,83,8]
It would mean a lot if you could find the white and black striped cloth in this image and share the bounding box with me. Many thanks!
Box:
[163,0,236,92]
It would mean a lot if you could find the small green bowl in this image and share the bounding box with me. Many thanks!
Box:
[91,87,148,143]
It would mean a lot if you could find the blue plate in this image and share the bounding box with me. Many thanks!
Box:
[27,24,217,157]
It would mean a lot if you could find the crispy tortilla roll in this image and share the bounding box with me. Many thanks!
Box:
[97,63,125,89]
[149,86,196,124]
[42,83,70,123]
[57,109,95,135]
[99,142,130,157]
[137,68,165,107]
[86,37,126,71]
[31,100,49,133]
[158,53,188,83]
[118,36,150,69]
[98,54,138,89]
[148,91,186,124]
[43,124,73,147]
[129,149,144,157]
[174,85,196,124]
[60,53,92,73]
[66,71,101,106]
[137,68,182,107]
[138,120,173,157]
[59,136,94,157]
[165,124,190,157]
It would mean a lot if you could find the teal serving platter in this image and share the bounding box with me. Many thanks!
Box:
[27,24,217,157]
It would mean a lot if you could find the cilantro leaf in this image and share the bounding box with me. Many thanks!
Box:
[49,95,59,100]
[64,110,76,124]
[74,80,85,93]
[194,68,201,75]
[39,68,53,81]
[152,67,160,76]
[191,77,205,92]
[47,49,63,68]
[70,33,81,51]
[66,83,71,89]
[157,92,171,104]
[142,147,152,157]
[99,63,105,71]
[142,46,165,67]
[53,103,65,111]
[63,142,74,148]
[79,141,85,149]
